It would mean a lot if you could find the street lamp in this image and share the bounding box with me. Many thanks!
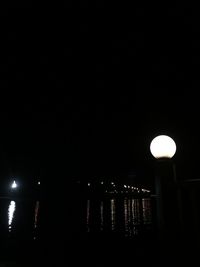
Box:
[150,135,177,184]
[150,135,176,159]
[150,135,180,247]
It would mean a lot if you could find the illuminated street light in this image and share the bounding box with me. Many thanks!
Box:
[150,134,180,245]
[150,135,176,159]
[11,180,17,189]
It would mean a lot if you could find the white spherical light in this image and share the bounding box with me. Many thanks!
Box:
[150,135,176,159]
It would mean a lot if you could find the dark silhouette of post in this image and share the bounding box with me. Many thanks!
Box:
[154,158,179,240]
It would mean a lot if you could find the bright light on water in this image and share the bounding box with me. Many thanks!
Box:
[8,201,16,231]
[100,201,104,231]
[11,180,17,189]
[85,198,152,235]
[111,199,115,231]
[86,200,90,232]
[34,201,40,229]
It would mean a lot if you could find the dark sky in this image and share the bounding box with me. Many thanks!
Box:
[0,5,200,185]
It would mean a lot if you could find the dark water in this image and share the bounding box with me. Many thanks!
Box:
[0,198,40,262]
[0,196,159,266]
[85,197,152,236]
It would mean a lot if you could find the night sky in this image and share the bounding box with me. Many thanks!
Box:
[0,5,200,191]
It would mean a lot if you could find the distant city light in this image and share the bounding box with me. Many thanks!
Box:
[88,183,91,186]
[150,135,176,159]
[101,181,104,185]
[38,181,41,185]
[11,180,17,189]
[142,189,151,193]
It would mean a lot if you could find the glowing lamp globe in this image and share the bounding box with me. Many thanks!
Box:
[150,135,176,159]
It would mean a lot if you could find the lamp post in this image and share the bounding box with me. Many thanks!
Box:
[150,135,180,256]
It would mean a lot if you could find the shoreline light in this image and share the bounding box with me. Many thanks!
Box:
[11,180,18,189]
[150,135,176,159]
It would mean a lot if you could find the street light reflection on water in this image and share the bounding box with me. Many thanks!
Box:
[34,201,40,229]
[1,178,152,245]
[86,197,152,236]
[111,199,116,231]
[8,200,16,232]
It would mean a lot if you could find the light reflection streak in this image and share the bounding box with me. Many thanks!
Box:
[100,201,104,231]
[8,200,16,232]
[86,200,90,232]
[111,199,115,231]
[142,198,152,224]
[34,201,40,229]
[85,197,152,236]
[124,198,128,235]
